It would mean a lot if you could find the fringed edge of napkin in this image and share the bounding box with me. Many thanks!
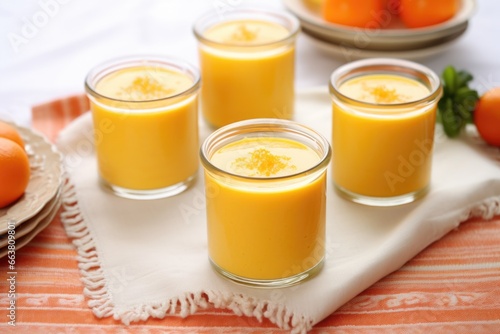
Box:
[112,291,313,334]
[59,175,314,333]
[205,290,313,333]
[60,176,115,318]
[467,197,500,221]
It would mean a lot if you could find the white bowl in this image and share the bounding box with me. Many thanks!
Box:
[283,0,476,51]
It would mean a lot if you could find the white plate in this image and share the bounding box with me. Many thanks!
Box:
[0,185,61,248]
[0,123,63,233]
[0,194,61,258]
[283,0,476,51]
[304,25,466,61]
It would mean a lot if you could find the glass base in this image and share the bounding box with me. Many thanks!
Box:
[100,174,196,200]
[334,183,429,207]
[209,257,324,288]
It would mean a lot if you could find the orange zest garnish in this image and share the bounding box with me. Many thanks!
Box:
[230,24,258,42]
[120,75,174,100]
[232,148,295,177]
[369,85,401,103]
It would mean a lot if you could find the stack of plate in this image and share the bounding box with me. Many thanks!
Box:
[283,0,476,60]
[0,123,63,257]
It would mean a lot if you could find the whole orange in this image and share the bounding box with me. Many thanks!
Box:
[474,87,500,147]
[0,121,25,149]
[323,0,384,28]
[400,0,458,28]
[0,137,31,208]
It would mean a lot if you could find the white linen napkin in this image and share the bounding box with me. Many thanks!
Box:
[56,87,500,333]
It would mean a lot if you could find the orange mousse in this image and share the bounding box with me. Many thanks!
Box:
[198,19,295,128]
[333,73,436,198]
[205,137,327,280]
[90,65,199,190]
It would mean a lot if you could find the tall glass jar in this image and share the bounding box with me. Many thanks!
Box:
[85,56,200,200]
[329,58,442,206]
[193,8,300,128]
[200,118,331,287]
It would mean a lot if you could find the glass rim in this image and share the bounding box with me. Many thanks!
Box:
[329,58,443,109]
[200,118,332,182]
[84,55,200,104]
[193,7,300,49]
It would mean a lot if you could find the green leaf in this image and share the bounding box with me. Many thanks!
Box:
[440,96,451,111]
[455,104,472,124]
[439,97,460,137]
[456,70,474,88]
[437,66,479,137]
[442,66,458,95]
[455,87,478,101]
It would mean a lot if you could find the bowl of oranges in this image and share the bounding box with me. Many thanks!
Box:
[283,0,476,58]
[0,120,63,256]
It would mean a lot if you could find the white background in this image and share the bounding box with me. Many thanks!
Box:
[1,0,499,126]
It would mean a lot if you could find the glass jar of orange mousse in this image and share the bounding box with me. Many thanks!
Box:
[200,119,331,287]
[85,56,200,199]
[329,58,442,206]
[193,8,299,128]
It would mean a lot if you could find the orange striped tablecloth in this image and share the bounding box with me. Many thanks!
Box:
[1,95,499,333]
